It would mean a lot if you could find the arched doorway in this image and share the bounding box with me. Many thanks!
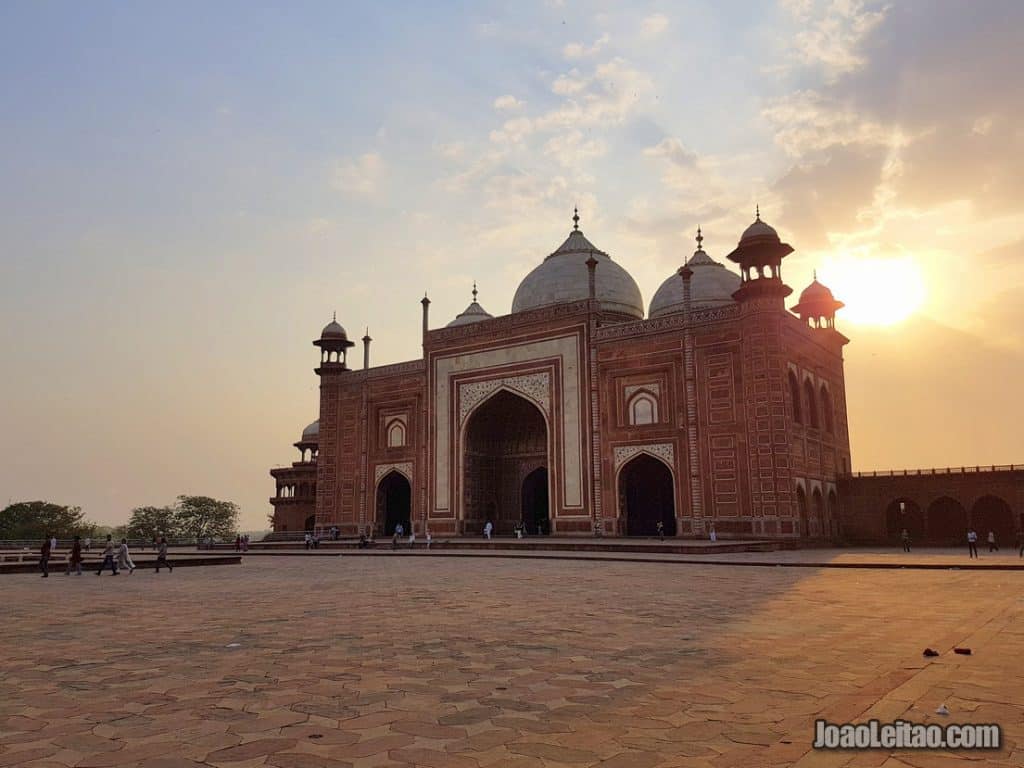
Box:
[811,489,824,539]
[463,390,548,536]
[971,495,1015,546]
[303,515,315,532]
[619,454,675,537]
[521,467,549,535]
[796,485,809,538]
[885,498,923,543]
[376,471,412,536]
[926,496,967,545]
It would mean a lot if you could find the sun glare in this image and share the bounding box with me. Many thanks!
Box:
[818,256,926,326]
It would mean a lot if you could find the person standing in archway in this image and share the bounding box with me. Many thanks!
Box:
[901,528,911,553]
[987,530,998,552]
[66,535,83,576]
[709,524,717,542]
[39,534,52,578]
[656,521,664,542]
[967,528,978,559]
[484,520,493,540]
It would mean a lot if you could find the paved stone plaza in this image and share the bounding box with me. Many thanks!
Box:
[2,557,1021,767]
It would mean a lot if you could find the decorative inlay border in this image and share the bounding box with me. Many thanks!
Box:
[458,372,551,424]
[624,383,660,399]
[375,462,413,485]
[613,443,675,472]
[594,304,740,341]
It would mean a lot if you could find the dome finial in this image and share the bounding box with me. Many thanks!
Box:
[813,269,818,281]
[755,204,760,222]
[572,206,580,231]
[472,281,478,302]
[695,225,704,251]
[332,310,336,322]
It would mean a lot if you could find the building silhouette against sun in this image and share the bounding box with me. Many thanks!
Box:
[269,209,868,540]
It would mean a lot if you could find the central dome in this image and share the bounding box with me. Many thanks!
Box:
[511,220,644,320]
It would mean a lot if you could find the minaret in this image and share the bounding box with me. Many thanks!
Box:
[726,211,797,536]
[678,228,704,534]
[362,328,372,370]
[420,292,430,350]
[312,313,355,537]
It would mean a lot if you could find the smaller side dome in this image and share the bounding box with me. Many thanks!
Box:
[301,420,319,442]
[649,228,741,318]
[447,283,494,327]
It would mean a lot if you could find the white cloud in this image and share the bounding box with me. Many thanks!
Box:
[543,130,608,168]
[331,152,385,199]
[643,138,697,168]
[551,69,587,95]
[640,13,669,37]
[762,90,906,156]
[493,94,526,112]
[782,0,887,81]
[563,33,609,60]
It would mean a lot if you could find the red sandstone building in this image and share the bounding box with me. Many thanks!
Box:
[272,210,863,541]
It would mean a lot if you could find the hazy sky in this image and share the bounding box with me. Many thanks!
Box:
[2,1,1021,529]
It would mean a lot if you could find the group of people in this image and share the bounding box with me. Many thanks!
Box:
[387,522,433,549]
[233,534,251,552]
[39,533,174,577]
[899,527,1024,558]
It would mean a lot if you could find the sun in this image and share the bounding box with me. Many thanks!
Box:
[817,255,926,326]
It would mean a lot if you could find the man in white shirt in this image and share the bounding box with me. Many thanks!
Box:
[967,529,978,559]
[484,520,493,540]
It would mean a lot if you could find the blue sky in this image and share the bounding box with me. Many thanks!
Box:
[2,1,1021,527]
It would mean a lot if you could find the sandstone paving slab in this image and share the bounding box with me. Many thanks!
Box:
[3,557,1024,767]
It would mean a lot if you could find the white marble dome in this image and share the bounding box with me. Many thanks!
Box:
[511,226,644,320]
[649,243,740,318]
[301,420,319,442]
[447,285,494,327]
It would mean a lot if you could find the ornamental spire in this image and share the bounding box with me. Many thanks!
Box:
[472,281,478,302]
[572,206,580,231]
[695,225,703,251]
[755,204,761,222]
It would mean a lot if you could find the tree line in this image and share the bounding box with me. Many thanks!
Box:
[0,496,240,541]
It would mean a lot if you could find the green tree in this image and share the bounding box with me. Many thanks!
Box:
[175,495,239,541]
[126,505,180,539]
[0,501,91,539]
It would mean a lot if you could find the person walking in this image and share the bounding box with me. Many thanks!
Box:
[408,528,416,548]
[65,535,83,576]
[900,528,911,553]
[484,520,493,540]
[117,538,136,574]
[84,536,91,553]
[50,534,58,555]
[96,535,119,575]
[987,530,998,552]
[709,524,717,542]
[39,534,52,578]
[967,528,979,559]
[426,529,432,549]
[155,536,173,573]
